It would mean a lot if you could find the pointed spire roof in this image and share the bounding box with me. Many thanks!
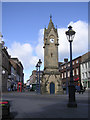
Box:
[44,15,58,37]
[48,15,55,30]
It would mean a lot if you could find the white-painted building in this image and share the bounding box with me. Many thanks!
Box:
[80,52,90,89]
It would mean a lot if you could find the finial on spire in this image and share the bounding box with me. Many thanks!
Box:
[50,14,52,19]
[44,25,46,30]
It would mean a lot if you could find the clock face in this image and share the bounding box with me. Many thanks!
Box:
[50,38,54,43]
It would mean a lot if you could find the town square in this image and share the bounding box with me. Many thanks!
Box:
[0,1,90,119]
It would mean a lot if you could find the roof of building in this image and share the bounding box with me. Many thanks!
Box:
[10,57,23,69]
[59,56,81,66]
[81,51,90,63]
[2,47,10,59]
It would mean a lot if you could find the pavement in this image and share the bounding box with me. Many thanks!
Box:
[0,90,90,119]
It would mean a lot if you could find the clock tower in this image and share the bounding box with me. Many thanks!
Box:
[41,16,63,94]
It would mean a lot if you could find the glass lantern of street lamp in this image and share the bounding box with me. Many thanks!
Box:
[38,59,42,67]
[2,70,5,75]
[65,26,76,42]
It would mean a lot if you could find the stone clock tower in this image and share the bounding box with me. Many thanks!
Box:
[41,16,63,94]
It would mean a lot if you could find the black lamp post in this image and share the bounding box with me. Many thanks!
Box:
[36,63,39,93]
[64,58,68,95]
[38,59,42,94]
[65,26,77,107]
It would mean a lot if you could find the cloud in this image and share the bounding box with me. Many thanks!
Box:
[35,29,44,60]
[8,42,39,70]
[58,20,88,61]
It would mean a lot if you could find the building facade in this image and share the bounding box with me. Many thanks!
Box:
[9,58,24,91]
[2,45,11,92]
[0,34,24,92]
[80,52,90,89]
[41,17,63,94]
[59,56,81,88]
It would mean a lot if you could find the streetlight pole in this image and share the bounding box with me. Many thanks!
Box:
[38,65,40,94]
[36,63,38,93]
[65,26,77,107]
[64,58,68,95]
[0,33,3,93]
[38,59,42,94]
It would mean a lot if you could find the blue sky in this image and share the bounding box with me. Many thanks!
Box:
[2,2,88,83]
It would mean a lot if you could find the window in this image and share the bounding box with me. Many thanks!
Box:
[51,53,53,57]
[85,72,87,78]
[82,73,84,79]
[85,63,87,69]
[88,61,90,68]
[62,73,63,78]
[73,61,74,65]
[76,60,78,63]
[82,64,84,69]
[88,81,90,88]
[88,72,90,78]
[83,63,85,69]
[68,63,70,67]
[73,70,74,76]
[64,72,66,78]
[64,65,66,68]
[76,68,78,75]
[68,71,70,77]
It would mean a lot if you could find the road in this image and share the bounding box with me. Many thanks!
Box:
[1,90,89,119]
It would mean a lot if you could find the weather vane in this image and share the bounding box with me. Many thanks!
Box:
[50,14,52,19]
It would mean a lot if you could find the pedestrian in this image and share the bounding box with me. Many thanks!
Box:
[80,83,83,90]
[75,85,81,94]
[11,84,13,91]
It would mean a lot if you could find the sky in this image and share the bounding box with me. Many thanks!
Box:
[1,2,88,83]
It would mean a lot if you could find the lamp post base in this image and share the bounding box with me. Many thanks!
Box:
[67,84,77,108]
[67,102,77,108]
